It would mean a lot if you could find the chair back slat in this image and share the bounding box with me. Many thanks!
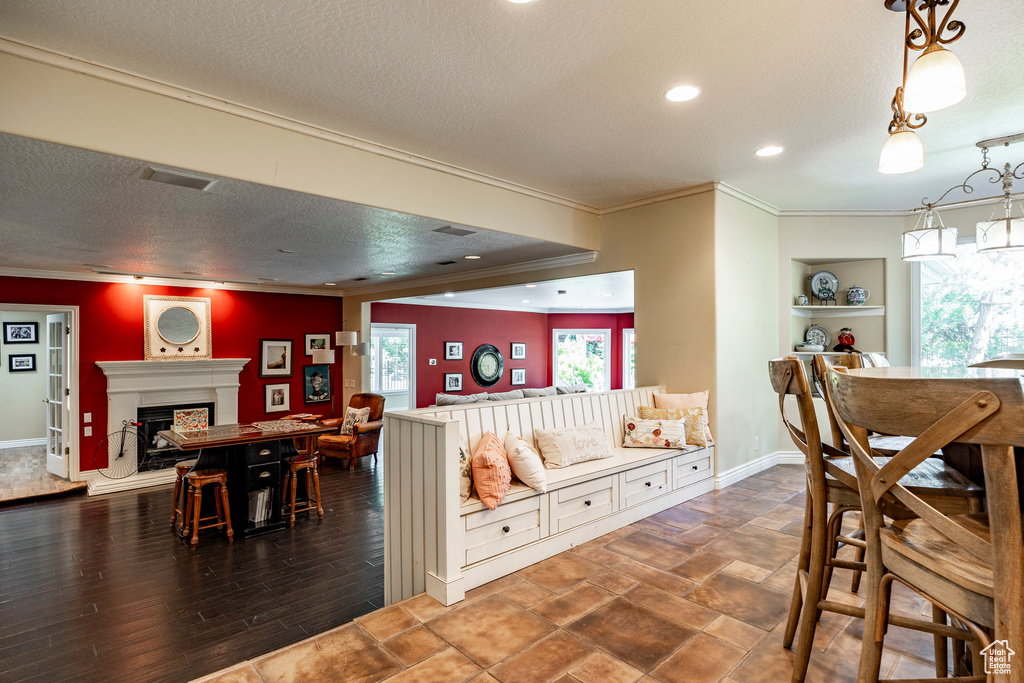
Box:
[769,357,826,502]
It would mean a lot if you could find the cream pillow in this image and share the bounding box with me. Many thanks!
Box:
[458,433,473,503]
[639,406,708,448]
[503,431,548,493]
[623,416,688,448]
[653,391,714,444]
[339,406,371,435]
[534,422,613,469]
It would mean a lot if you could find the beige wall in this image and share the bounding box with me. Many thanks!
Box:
[715,193,780,472]
[0,311,48,443]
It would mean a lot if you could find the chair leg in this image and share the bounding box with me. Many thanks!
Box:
[784,491,813,649]
[304,469,313,516]
[850,515,866,593]
[190,485,203,547]
[170,474,182,527]
[213,483,223,530]
[289,469,298,527]
[821,506,843,601]
[183,483,194,538]
[349,453,356,470]
[791,497,828,683]
[932,605,948,678]
[312,466,323,519]
[219,483,234,539]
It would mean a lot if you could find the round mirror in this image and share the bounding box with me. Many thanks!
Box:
[156,306,201,345]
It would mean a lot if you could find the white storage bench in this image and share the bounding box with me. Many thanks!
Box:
[382,386,715,606]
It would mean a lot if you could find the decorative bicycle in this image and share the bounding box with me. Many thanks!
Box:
[93,420,147,479]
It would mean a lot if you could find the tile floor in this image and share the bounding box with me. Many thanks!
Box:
[194,465,943,683]
[0,445,87,504]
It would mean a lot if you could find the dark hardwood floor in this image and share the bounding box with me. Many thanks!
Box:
[0,458,384,683]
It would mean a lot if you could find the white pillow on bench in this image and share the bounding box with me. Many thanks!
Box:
[535,422,613,469]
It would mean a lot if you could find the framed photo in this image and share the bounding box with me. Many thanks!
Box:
[445,341,463,360]
[511,368,526,386]
[303,364,331,404]
[304,333,330,356]
[259,339,293,377]
[8,354,36,372]
[444,373,463,392]
[143,295,211,360]
[265,383,290,412]
[510,342,526,360]
[3,322,38,344]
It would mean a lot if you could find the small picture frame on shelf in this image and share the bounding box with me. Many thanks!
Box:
[511,368,526,386]
[445,341,463,360]
[265,383,291,412]
[8,354,36,372]
[444,373,463,392]
[510,342,526,360]
[260,339,293,377]
[3,322,38,344]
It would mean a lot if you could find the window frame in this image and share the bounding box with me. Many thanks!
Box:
[622,327,635,390]
[551,328,612,391]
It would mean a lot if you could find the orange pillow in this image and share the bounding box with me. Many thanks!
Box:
[471,432,512,510]
[653,391,714,444]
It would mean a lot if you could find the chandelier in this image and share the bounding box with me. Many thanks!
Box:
[901,133,1024,260]
[879,0,967,175]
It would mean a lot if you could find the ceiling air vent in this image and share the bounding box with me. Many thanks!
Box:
[352,277,369,281]
[433,225,476,237]
[436,260,458,266]
[141,167,217,192]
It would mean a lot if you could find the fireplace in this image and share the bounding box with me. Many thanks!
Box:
[136,402,214,471]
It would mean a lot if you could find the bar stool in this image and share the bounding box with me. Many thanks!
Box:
[281,454,323,527]
[183,469,234,547]
[169,459,198,530]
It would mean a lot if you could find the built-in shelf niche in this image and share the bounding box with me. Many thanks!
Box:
[790,257,886,354]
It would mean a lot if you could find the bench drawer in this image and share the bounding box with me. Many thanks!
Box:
[675,455,712,488]
[551,475,616,534]
[621,459,671,509]
[465,496,545,565]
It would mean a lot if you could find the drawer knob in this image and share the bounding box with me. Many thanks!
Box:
[584,500,592,507]
[502,525,510,533]
[259,471,271,479]
[692,464,699,471]
[645,481,652,488]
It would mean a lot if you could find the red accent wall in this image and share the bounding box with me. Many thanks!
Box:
[0,275,344,472]
[371,303,635,408]
[547,313,635,391]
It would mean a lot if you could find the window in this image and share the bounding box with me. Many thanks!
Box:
[552,329,611,391]
[622,328,635,389]
[915,238,1024,372]
[369,324,415,411]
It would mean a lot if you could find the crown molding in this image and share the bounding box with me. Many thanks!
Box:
[778,209,910,218]
[0,267,343,297]
[597,182,718,215]
[381,297,632,315]
[0,37,602,217]
[340,251,599,297]
[714,183,782,216]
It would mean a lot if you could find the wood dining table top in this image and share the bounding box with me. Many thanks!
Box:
[159,421,337,450]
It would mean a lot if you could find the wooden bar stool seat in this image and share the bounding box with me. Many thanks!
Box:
[183,468,233,547]
[169,459,198,530]
[281,454,323,527]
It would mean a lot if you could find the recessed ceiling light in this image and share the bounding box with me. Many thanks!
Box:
[464,255,481,260]
[521,300,530,303]
[507,0,536,3]
[444,293,455,297]
[525,284,538,288]
[324,282,336,286]
[756,145,784,157]
[665,85,700,102]
[603,293,613,297]
[278,249,294,254]
[381,271,395,275]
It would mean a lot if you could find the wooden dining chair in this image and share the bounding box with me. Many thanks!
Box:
[769,357,985,683]
[826,367,1024,682]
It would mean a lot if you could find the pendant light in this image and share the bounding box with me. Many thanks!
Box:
[976,169,1024,253]
[901,207,957,260]
[900,1,967,114]
[880,125,924,175]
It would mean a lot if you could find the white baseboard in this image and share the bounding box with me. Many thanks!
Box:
[715,450,804,489]
[82,468,177,495]
[0,437,47,449]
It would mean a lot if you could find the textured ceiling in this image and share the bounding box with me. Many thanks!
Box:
[2,2,1023,211]
[0,134,587,289]
[388,270,634,313]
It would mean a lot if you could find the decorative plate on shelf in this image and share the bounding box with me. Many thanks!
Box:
[805,324,831,349]
[809,270,839,301]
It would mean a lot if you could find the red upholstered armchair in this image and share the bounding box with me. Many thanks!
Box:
[318,393,386,469]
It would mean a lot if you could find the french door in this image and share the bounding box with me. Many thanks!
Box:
[369,324,416,410]
[45,312,70,477]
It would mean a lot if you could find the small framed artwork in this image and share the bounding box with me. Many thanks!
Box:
[445,341,463,360]
[3,322,38,344]
[303,364,331,404]
[304,333,330,356]
[444,373,463,392]
[510,342,526,360]
[511,368,526,386]
[8,354,36,372]
[265,383,291,412]
[260,339,293,377]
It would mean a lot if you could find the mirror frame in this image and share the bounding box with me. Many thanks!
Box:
[144,295,212,360]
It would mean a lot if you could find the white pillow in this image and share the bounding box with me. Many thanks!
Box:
[535,422,613,469]
[340,406,371,435]
[623,416,688,448]
[487,389,525,401]
[556,384,589,395]
[522,386,557,398]
[458,433,473,502]
[436,392,488,406]
[503,431,548,493]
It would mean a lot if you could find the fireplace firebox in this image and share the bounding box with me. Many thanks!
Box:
[136,403,213,470]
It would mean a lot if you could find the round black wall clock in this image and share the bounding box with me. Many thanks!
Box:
[470,344,504,387]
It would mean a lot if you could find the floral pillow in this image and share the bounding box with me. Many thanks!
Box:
[623,416,688,449]
[339,406,371,435]
[639,405,708,448]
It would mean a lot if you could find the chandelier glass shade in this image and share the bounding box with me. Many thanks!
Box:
[901,208,957,260]
[903,44,967,113]
[879,127,924,175]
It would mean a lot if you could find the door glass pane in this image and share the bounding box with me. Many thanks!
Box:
[920,241,1024,372]
[369,336,380,392]
[555,332,608,390]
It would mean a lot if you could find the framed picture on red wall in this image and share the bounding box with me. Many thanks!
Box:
[444,373,463,392]
[265,383,290,412]
[510,342,526,360]
[304,333,330,356]
[260,339,293,377]
[445,341,463,360]
[511,368,526,386]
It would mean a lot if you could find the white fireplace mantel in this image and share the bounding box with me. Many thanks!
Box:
[89,358,249,495]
